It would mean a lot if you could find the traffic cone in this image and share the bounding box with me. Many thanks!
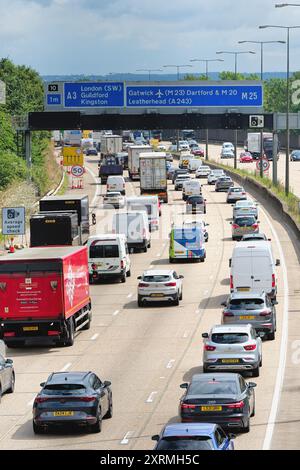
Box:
[9,239,15,253]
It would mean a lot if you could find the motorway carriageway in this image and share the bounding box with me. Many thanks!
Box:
[0,154,299,450]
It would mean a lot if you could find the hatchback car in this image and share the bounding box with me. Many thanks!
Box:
[137,269,183,306]
[0,354,15,400]
[32,371,112,434]
[290,150,300,161]
[186,195,206,214]
[179,373,256,432]
[232,200,258,219]
[103,192,125,209]
[221,149,234,159]
[239,152,253,163]
[222,142,234,152]
[196,166,211,178]
[231,216,259,240]
[175,174,191,190]
[192,147,205,157]
[86,148,98,156]
[152,423,235,450]
[207,170,225,185]
[226,187,247,204]
[221,291,277,340]
[215,177,234,192]
[202,324,262,377]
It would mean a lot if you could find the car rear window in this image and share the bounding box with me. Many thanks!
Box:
[43,384,86,395]
[188,197,203,203]
[90,244,119,258]
[229,299,265,309]
[212,333,249,344]
[189,380,238,395]
[143,275,171,282]
[235,217,256,226]
[231,188,242,192]
[157,437,213,450]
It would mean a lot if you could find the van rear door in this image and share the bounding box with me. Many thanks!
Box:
[232,255,252,292]
[251,254,273,293]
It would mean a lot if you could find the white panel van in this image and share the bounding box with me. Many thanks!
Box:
[112,211,151,253]
[126,196,159,232]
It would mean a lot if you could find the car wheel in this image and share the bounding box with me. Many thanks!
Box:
[179,290,183,301]
[251,399,256,418]
[252,366,260,378]
[90,415,102,433]
[174,295,179,306]
[200,257,205,263]
[33,421,43,435]
[120,274,126,283]
[148,242,151,249]
[169,258,174,264]
[65,318,75,347]
[6,372,15,394]
[259,356,262,367]
[243,420,250,433]
[138,296,144,308]
[104,398,113,419]
[202,366,209,373]
[268,331,275,340]
[126,269,131,277]
[143,246,148,253]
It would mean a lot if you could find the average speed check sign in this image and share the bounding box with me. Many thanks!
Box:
[256,158,270,172]
[71,165,84,178]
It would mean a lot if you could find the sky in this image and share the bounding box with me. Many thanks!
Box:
[1,0,300,75]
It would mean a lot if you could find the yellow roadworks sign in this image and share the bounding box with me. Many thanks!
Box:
[62,147,84,166]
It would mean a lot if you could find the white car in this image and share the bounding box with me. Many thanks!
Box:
[222,142,234,152]
[137,269,184,307]
[195,165,211,178]
[207,170,225,185]
[232,199,258,219]
[103,192,125,209]
[202,324,262,377]
[157,144,167,151]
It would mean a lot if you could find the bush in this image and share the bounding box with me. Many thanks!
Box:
[0,152,27,189]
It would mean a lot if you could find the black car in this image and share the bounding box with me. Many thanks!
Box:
[33,371,112,434]
[172,169,189,184]
[0,353,14,400]
[86,148,98,156]
[179,373,256,433]
[186,195,206,214]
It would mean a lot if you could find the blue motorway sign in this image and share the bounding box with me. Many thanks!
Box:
[126,84,263,107]
[47,94,61,105]
[64,82,124,108]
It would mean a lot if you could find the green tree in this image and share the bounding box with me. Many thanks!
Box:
[184,74,208,81]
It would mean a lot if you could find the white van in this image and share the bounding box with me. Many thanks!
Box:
[112,211,151,253]
[87,234,131,283]
[188,159,202,172]
[126,196,159,232]
[182,179,202,201]
[107,175,126,195]
[230,241,280,299]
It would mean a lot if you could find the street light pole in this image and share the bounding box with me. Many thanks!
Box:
[163,64,193,81]
[190,58,224,80]
[136,69,162,81]
[216,50,256,78]
[238,40,285,80]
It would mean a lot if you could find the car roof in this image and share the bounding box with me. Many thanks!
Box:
[211,324,252,334]
[229,291,265,300]
[162,423,216,437]
[191,373,239,383]
[235,199,254,205]
[143,269,173,276]
[46,371,91,384]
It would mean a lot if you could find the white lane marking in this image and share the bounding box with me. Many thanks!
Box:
[113,310,120,316]
[127,293,133,299]
[203,290,209,295]
[160,376,166,379]
[90,333,99,341]
[146,391,158,403]
[183,331,189,338]
[120,431,134,445]
[261,207,289,450]
[166,359,175,369]
[195,309,200,314]
[85,166,101,207]
[60,362,72,372]
[156,253,161,257]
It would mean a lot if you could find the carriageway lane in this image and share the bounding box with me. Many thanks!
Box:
[0,158,292,451]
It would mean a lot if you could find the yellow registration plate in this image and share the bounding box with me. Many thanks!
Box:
[201,406,222,412]
[23,326,38,331]
[53,411,74,417]
[239,315,255,320]
[237,287,250,292]
[221,359,239,363]
[151,293,164,297]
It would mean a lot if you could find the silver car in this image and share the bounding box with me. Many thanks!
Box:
[221,291,277,341]
[195,166,211,178]
[207,170,225,185]
[232,199,258,219]
[226,187,247,203]
[202,324,262,377]
[137,269,184,306]
[221,149,234,159]
[215,177,234,192]
[103,192,125,209]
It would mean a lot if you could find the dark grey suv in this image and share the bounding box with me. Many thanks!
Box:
[215,177,234,192]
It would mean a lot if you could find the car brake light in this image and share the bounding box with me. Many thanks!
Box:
[35,397,50,404]
[91,263,97,271]
[230,275,233,289]
[48,331,60,336]
[120,260,125,269]
[259,310,271,317]
[165,282,176,287]
[232,224,239,229]
[204,345,216,351]
[223,311,234,317]
[252,224,258,229]
[227,400,244,409]
[244,344,257,351]
[78,396,97,402]
[181,403,196,410]
[272,274,276,288]
[4,332,15,337]
[139,283,149,288]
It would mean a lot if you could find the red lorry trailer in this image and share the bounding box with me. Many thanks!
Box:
[0,246,92,347]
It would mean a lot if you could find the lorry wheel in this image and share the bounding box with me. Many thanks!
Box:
[65,319,75,347]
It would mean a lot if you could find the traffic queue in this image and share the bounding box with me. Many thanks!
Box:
[0,140,281,450]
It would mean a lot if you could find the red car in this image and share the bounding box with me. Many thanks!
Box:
[240,152,253,163]
[192,148,204,157]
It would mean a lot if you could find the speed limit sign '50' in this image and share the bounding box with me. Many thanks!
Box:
[71,165,85,177]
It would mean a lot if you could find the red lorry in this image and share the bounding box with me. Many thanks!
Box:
[0,246,92,347]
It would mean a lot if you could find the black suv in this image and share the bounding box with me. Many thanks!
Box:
[33,371,112,434]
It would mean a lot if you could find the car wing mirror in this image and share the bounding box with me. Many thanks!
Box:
[276,259,280,266]
[152,435,159,441]
[180,383,188,389]
[248,382,257,388]
[5,358,13,364]
[202,333,209,339]
[221,302,226,307]
[40,382,45,387]
[103,381,111,388]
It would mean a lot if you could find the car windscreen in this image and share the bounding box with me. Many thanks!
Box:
[43,384,87,395]
[143,275,171,282]
[212,333,249,344]
[187,197,203,203]
[89,244,119,258]
[156,437,214,450]
[229,299,265,310]
[235,217,256,226]
[189,380,238,395]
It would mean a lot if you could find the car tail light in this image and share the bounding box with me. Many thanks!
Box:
[35,397,50,404]
[223,311,234,317]
[259,310,271,317]
[204,345,216,351]
[139,283,149,288]
[181,403,196,410]
[165,282,176,287]
[244,344,257,351]
[48,331,60,336]
[252,224,258,229]
[230,275,233,289]
[4,332,15,337]
[78,396,97,402]
[91,263,97,271]
[272,274,276,288]
[232,224,239,229]
[120,260,125,269]
[227,400,244,409]
[242,192,246,195]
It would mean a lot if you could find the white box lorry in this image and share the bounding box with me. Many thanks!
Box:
[127,145,152,180]
[100,135,123,158]
[139,152,168,203]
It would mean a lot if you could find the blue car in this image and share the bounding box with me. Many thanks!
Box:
[290,150,300,161]
[152,423,235,451]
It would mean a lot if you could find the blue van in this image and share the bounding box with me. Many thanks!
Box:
[169,225,206,263]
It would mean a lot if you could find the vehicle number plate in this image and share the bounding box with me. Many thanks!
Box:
[237,287,250,292]
[53,411,74,417]
[201,406,222,412]
[221,359,239,363]
[23,326,38,331]
[239,315,255,320]
[151,293,164,297]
